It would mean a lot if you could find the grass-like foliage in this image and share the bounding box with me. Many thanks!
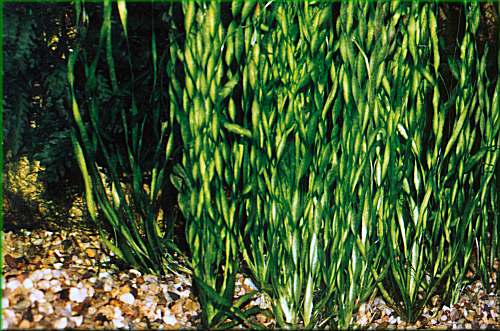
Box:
[68,1,498,328]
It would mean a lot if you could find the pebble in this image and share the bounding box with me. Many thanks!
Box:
[244,278,258,291]
[163,312,178,325]
[113,306,123,319]
[29,289,45,303]
[19,319,31,329]
[113,307,125,328]
[140,284,150,293]
[85,248,96,258]
[14,299,31,310]
[22,278,33,289]
[69,287,88,303]
[450,308,461,321]
[98,272,111,279]
[54,317,68,329]
[358,315,369,326]
[42,269,53,280]
[71,315,84,327]
[104,281,113,292]
[383,307,393,316]
[119,293,135,305]
[38,302,54,314]
[129,269,142,277]
[178,289,190,298]
[38,280,51,290]
[7,279,21,290]
[171,301,183,315]
[31,270,43,281]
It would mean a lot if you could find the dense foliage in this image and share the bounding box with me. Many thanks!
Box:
[5,1,499,329]
[4,4,77,184]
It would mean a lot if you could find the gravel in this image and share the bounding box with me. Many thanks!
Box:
[2,228,499,329]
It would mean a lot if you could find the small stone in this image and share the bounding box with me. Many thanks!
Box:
[31,270,43,281]
[54,317,68,329]
[7,279,21,290]
[465,311,475,322]
[38,302,54,315]
[4,255,16,269]
[184,298,199,313]
[171,301,183,315]
[377,321,389,329]
[30,289,45,303]
[384,307,393,316]
[163,312,177,325]
[14,299,31,310]
[243,278,258,291]
[104,281,113,292]
[70,207,83,218]
[358,315,369,326]
[98,271,110,278]
[38,280,51,290]
[111,306,123,318]
[119,292,135,305]
[129,269,141,277]
[50,279,61,286]
[450,308,460,321]
[22,278,33,289]
[19,319,31,329]
[69,287,88,303]
[144,275,158,283]
[113,318,125,328]
[42,269,53,280]
[178,289,190,298]
[86,248,97,258]
[71,315,84,327]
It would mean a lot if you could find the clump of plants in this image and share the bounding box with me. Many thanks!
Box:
[68,1,498,329]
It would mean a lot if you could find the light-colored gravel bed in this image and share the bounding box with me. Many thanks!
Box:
[2,228,499,329]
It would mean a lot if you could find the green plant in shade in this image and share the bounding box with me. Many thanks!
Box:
[67,0,184,275]
[237,2,385,328]
[170,2,259,328]
[369,1,498,322]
